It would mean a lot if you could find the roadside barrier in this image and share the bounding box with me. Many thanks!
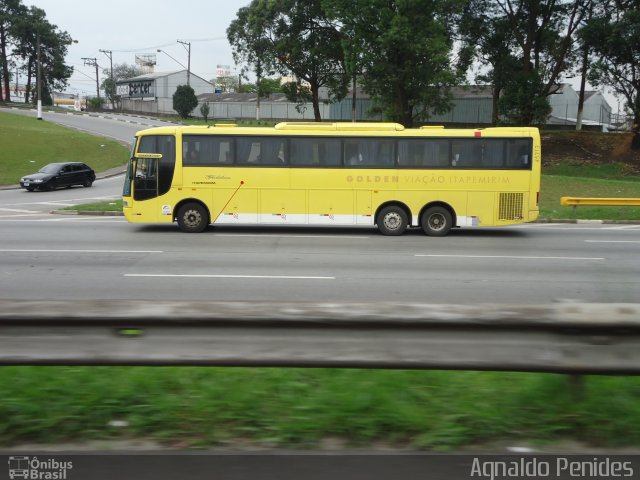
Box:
[561,196,640,213]
[1,301,639,374]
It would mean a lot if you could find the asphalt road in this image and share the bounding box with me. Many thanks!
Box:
[1,107,639,303]
[0,216,638,303]
[0,106,176,145]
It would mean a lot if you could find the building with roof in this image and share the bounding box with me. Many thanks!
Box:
[547,83,612,127]
[117,72,611,129]
[116,70,213,115]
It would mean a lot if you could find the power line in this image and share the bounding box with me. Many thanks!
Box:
[111,37,226,53]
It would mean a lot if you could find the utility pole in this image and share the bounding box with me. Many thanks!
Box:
[177,39,191,86]
[82,57,100,100]
[99,49,114,108]
[36,32,42,120]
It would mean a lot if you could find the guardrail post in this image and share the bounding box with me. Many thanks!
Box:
[567,374,585,402]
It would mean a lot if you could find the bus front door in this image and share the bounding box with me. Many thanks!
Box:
[132,157,160,221]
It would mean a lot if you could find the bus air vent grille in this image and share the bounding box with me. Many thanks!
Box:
[499,193,524,220]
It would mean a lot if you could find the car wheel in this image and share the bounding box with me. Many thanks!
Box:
[83,180,93,187]
[26,187,35,192]
[376,206,408,236]
[421,206,453,236]
[177,203,209,233]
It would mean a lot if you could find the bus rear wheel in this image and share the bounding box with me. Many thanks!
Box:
[377,206,408,236]
[177,203,209,233]
[421,206,453,237]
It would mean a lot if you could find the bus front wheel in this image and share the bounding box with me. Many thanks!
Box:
[377,206,408,236]
[421,206,453,236]
[177,203,209,233]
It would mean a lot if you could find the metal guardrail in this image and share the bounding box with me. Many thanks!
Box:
[561,196,640,207]
[1,301,640,374]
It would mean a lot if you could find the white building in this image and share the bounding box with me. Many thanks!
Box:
[548,83,612,128]
[116,70,213,115]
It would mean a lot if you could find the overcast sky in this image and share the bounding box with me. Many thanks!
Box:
[23,0,621,112]
[24,0,253,96]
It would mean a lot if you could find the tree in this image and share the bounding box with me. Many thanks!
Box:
[10,6,74,105]
[213,74,239,93]
[101,62,143,109]
[458,0,521,125]
[584,0,640,147]
[229,0,348,121]
[172,84,198,118]
[490,0,591,124]
[0,0,25,102]
[200,102,210,123]
[228,2,275,120]
[239,77,283,95]
[325,0,465,127]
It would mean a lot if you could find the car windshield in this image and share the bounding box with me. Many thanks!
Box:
[38,164,62,174]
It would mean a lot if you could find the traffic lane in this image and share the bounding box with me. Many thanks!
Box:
[0,107,175,144]
[1,218,639,254]
[0,245,633,303]
[0,176,123,214]
[0,221,638,303]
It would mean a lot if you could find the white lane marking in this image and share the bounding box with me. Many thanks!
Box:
[0,208,40,213]
[6,195,120,208]
[0,249,162,254]
[585,240,640,244]
[415,254,605,261]
[125,274,335,280]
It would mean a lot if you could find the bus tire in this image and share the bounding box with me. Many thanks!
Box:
[421,206,452,237]
[177,203,209,233]
[377,206,408,236]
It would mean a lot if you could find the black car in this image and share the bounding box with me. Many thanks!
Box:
[20,162,96,191]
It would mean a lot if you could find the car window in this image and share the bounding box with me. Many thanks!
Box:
[39,164,60,174]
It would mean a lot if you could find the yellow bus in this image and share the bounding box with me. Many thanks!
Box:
[122,122,540,236]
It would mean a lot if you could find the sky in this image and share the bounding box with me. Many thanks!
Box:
[22,0,621,112]
[23,0,253,96]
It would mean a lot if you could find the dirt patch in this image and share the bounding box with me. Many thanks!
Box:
[542,131,640,174]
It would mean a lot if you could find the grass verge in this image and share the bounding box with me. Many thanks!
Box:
[1,367,640,449]
[0,111,129,185]
[61,200,123,212]
[540,174,640,220]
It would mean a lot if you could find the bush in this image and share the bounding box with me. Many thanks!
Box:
[87,97,105,110]
[173,85,198,119]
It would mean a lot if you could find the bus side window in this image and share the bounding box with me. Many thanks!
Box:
[505,139,531,168]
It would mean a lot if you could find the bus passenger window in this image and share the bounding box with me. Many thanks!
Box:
[505,139,532,169]
[290,138,341,166]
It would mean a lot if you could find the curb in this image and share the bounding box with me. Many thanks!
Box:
[51,210,124,216]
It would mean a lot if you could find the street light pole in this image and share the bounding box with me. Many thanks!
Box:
[177,39,191,86]
[157,49,187,70]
